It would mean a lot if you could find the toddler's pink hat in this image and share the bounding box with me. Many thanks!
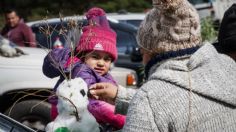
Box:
[76,7,117,61]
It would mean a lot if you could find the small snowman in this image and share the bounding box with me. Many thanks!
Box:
[45,78,100,132]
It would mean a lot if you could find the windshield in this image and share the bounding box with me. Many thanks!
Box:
[31,20,138,56]
[188,0,212,5]
[115,29,137,55]
[119,20,143,27]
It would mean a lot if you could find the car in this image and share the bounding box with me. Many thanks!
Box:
[27,16,145,86]
[0,36,137,131]
[0,113,35,132]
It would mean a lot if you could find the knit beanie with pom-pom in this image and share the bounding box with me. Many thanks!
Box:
[76,7,117,61]
[137,0,202,54]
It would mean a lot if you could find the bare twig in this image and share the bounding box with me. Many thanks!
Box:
[7,89,54,116]
[58,95,80,121]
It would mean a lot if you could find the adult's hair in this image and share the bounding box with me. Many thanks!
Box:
[4,8,20,18]
[215,4,236,54]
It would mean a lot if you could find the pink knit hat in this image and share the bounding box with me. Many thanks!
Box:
[76,7,117,61]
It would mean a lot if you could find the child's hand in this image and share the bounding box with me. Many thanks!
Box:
[89,82,118,105]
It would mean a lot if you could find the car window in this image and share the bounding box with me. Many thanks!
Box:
[30,20,138,55]
[31,23,67,49]
[188,0,211,5]
[115,29,137,55]
[31,21,85,49]
[119,20,143,27]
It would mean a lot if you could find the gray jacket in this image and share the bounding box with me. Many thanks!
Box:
[122,44,236,132]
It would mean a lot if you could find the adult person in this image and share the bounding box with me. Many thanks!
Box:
[214,4,236,61]
[1,8,36,47]
[90,0,236,131]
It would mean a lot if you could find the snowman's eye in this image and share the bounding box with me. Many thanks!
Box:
[80,89,86,97]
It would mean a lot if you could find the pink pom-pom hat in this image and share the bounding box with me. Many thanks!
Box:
[76,7,117,61]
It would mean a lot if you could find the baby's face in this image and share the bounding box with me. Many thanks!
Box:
[85,51,112,76]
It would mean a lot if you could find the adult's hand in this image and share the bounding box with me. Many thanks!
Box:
[89,82,118,105]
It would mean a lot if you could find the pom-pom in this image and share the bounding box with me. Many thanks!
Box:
[85,7,110,29]
[152,0,183,11]
[86,7,106,20]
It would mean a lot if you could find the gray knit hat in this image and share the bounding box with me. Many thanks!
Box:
[137,0,202,54]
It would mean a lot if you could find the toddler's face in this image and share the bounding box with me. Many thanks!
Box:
[85,51,112,76]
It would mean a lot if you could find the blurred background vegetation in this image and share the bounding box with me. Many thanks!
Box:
[0,0,152,28]
[201,17,218,42]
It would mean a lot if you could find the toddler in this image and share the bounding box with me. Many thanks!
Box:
[42,7,125,130]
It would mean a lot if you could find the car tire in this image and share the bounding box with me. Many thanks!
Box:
[4,99,51,131]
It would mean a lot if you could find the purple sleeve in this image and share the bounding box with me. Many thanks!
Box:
[42,48,70,78]
[72,64,97,87]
